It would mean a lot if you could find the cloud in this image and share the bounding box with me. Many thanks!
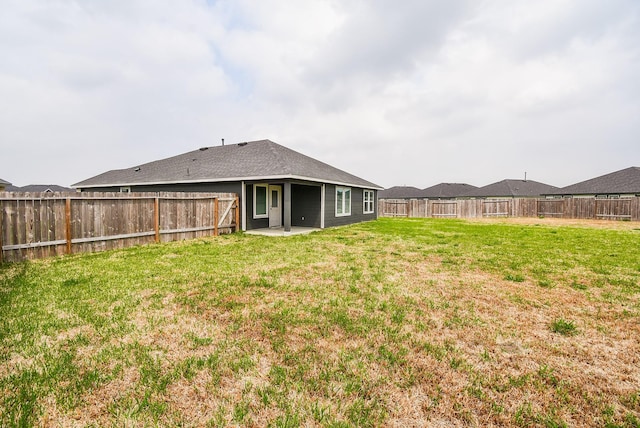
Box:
[1,0,639,189]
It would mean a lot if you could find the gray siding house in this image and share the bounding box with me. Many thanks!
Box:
[544,166,640,198]
[73,140,382,232]
[422,183,478,200]
[378,186,424,200]
[5,184,74,193]
[379,183,478,200]
[465,179,558,199]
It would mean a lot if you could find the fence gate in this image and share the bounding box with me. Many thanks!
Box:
[482,200,510,217]
[536,199,564,218]
[595,199,632,220]
[431,201,458,218]
[380,200,408,217]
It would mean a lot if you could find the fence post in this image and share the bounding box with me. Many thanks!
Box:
[154,197,160,243]
[65,197,72,255]
[234,196,240,232]
[214,197,219,237]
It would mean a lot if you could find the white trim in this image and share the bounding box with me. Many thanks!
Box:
[335,186,351,217]
[253,184,268,219]
[363,189,374,214]
[241,181,246,231]
[320,183,325,228]
[73,174,384,191]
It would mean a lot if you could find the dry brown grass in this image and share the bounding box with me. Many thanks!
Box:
[467,216,640,230]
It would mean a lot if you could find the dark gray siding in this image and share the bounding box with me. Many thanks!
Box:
[324,185,377,228]
[245,183,269,230]
[291,184,321,228]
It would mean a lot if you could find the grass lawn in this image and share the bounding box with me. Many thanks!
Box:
[1,217,639,427]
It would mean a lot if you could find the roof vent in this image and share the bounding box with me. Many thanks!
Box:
[238,142,248,147]
[199,147,208,151]
[134,167,141,172]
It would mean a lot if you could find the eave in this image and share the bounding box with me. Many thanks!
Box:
[73,174,384,191]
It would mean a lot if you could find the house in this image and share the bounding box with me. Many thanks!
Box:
[0,178,11,191]
[73,139,382,232]
[465,179,558,199]
[379,183,478,200]
[544,166,640,199]
[378,186,424,200]
[6,184,74,193]
[422,183,477,200]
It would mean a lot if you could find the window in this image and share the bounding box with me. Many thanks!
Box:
[119,187,131,193]
[254,184,268,218]
[336,187,351,216]
[363,190,374,214]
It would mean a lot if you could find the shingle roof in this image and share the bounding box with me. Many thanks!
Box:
[378,186,424,199]
[466,179,558,198]
[422,183,477,199]
[73,140,381,190]
[547,166,640,195]
[6,184,74,193]
[0,178,11,186]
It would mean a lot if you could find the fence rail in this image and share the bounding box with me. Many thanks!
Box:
[379,197,640,222]
[0,192,239,263]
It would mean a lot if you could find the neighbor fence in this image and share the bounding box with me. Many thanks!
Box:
[0,192,239,263]
[379,197,640,222]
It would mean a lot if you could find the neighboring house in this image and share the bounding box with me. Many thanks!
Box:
[544,166,640,199]
[6,184,74,193]
[379,183,478,201]
[73,139,382,232]
[422,183,478,200]
[378,186,424,200]
[0,178,11,191]
[466,179,558,199]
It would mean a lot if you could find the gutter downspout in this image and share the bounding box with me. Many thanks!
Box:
[241,181,246,231]
[321,183,325,229]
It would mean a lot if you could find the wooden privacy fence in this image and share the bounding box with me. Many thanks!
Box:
[379,197,640,222]
[0,192,239,263]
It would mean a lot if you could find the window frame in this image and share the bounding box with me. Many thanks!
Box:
[363,189,375,214]
[253,184,268,219]
[335,186,352,217]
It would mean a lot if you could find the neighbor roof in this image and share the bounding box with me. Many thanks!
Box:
[6,184,74,193]
[0,178,11,186]
[466,179,558,198]
[73,140,381,190]
[546,166,640,196]
[378,186,424,199]
[422,183,478,199]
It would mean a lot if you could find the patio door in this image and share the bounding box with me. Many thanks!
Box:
[269,185,282,228]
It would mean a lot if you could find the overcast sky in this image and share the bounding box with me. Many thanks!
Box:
[2,0,639,189]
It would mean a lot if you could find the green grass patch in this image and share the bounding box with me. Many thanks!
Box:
[550,318,579,336]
